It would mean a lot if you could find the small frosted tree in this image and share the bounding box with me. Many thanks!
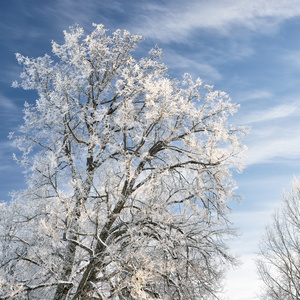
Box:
[0,24,246,300]
[257,179,300,300]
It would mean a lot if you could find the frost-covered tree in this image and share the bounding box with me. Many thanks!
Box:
[0,24,246,300]
[257,178,300,300]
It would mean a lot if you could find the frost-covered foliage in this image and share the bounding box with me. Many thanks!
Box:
[257,178,300,300]
[0,24,246,299]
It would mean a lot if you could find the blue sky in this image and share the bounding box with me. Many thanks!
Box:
[2,0,300,299]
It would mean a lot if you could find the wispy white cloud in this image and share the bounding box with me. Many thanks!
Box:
[242,103,300,124]
[137,0,300,42]
[238,90,274,102]
[2,68,20,86]
[164,52,222,82]
[281,50,300,71]
[19,0,300,46]
[0,140,16,171]
[245,124,300,165]
[0,94,18,111]
[233,98,300,165]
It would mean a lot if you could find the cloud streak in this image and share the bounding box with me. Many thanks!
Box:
[234,100,300,165]
[0,94,18,112]
[137,0,300,42]
[242,103,300,124]
[164,52,222,81]
[245,124,300,165]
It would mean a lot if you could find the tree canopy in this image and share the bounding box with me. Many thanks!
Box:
[0,24,246,300]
